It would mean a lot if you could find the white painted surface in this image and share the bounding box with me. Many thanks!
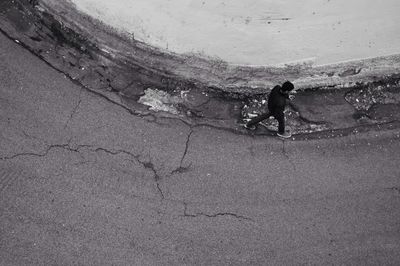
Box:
[69,0,400,66]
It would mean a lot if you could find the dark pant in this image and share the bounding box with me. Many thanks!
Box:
[247,111,285,134]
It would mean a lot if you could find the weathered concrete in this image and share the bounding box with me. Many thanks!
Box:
[2,0,399,93]
[1,0,400,136]
[1,26,400,265]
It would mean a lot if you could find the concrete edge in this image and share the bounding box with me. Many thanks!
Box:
[39,0,400,93]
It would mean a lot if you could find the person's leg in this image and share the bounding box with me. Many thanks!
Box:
[246,112,271,127]
[274,111,291,138]
[274,111,285,134]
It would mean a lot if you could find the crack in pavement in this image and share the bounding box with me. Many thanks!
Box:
[180,129,193,166]
[181,202,254,222]
[0,142,82,161]
[171,128,194,175]
[0,142,166,199]
[1,135,256,222]
[140,160,165,200]
[64,88,83,129]
[89,147,165,199]
[155,183,165,199]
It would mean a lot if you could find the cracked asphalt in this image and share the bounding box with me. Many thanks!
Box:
[1,29,400,265]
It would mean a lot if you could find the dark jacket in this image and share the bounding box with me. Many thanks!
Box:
[268,85,289,114]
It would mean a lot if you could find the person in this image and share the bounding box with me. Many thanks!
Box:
[244,81,295,138]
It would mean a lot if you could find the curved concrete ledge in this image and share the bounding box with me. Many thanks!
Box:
[1,0,400,137]
[38,0,400,92]
[65,0,400,65]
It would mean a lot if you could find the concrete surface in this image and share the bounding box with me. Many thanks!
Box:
[63,0,400,66]
[2,0,400,92]
[1,27,400,265]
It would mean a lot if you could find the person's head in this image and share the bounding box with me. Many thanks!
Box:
[281,81,294,93]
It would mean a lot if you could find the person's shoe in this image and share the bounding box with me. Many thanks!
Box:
[277,132,292,138]
[244,124,256,130]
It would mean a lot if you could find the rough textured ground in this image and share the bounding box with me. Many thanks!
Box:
[1,25,400,266]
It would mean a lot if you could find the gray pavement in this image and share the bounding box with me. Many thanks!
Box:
[1,31,400,265]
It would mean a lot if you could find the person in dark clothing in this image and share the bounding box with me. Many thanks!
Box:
[245,81,295,138]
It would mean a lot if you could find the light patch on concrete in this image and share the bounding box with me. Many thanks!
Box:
[67,0,400,66]
[138,88,182,114]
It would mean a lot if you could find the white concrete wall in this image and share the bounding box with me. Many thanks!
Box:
[66,0,400,66]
